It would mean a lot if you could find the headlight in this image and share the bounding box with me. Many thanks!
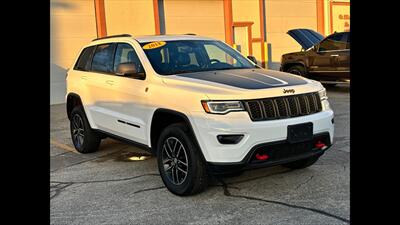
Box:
[201,100,244,114]
[318,88,328,101]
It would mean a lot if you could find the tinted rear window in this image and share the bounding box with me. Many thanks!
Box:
[91,43,116,73]
[74,46,95,71]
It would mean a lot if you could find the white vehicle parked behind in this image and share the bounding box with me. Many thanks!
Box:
[66,34,334,195]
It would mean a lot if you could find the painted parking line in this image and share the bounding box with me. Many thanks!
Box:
[50,139,77,153]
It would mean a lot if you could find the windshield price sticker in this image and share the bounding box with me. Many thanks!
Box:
[143,41,166,50]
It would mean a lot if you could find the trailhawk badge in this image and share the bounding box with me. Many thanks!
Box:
[283,89,295,94]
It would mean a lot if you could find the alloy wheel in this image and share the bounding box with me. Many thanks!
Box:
[71,114,85,148]
[162,137,189,185]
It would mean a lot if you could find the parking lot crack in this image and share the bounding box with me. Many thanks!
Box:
[50,173,160,185]
[295,175,314,190]
[50,182,73,200]
[132,186,166,194]
[217,179,350,224]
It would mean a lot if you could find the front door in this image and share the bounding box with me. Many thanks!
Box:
[309,32,348,79]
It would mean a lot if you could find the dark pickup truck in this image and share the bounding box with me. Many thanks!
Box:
[280,29,350,86]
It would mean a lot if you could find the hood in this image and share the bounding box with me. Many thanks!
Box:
[287,29,324,50]
[161,69,323,100]
[174,68,307,90]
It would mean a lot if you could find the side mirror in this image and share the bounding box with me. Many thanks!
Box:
[247,55,257,64]
[313,45,319,52]
[116,63,145,79]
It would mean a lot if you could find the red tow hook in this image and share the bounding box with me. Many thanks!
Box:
[255,153,269,161]
[315,140,327,149]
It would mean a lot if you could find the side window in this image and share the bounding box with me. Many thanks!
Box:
[204,44,237,64]
[91,43,116,73]
[318,33,347,51]
[74,46,95,71]
[113,43,145,75]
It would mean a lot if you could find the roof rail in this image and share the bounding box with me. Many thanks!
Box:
[92,34,132,41]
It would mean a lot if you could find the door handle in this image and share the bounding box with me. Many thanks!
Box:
[105,80,114,85]
[81,76,88,80]
[330,54,339,57]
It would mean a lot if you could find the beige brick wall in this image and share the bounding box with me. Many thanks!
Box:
[51,0,97,104]
[104,0,156,36]
[164,0,225,41]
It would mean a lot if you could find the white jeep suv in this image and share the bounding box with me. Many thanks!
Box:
[66,34,334,195]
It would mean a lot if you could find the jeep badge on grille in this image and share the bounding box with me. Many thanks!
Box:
[283,89,295,94]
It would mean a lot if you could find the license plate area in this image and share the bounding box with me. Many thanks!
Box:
[287,122,313,143]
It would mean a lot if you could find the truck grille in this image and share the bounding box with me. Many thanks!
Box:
[244,92,322,121]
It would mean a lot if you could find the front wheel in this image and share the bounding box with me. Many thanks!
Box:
[157,123,208,195]
[287,65,307,77]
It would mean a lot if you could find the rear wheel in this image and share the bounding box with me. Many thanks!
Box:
[157,123,208,195]
[282,155,320,169]
[70,106,101,153]
[287,65,307,77]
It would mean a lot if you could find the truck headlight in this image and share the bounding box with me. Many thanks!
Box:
[318,88,328,101]
[201,100,244,114]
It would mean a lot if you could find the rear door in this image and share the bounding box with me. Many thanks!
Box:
[85,43,120,133]
[336,32,350,78]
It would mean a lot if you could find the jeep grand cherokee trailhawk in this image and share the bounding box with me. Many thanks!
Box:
[66,34,334,195]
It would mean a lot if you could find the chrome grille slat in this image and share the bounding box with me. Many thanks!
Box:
[244,92,322,121]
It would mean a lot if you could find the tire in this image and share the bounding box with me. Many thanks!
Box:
[282,155,320,169]
[157,123,208,195]
[287,65,307,77]
[323,83,337,87]
[70,106,101,153]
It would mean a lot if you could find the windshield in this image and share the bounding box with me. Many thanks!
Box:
[140,40,257,75]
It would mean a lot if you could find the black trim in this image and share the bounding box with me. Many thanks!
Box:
[92,34,132,41]
[117,119,140,128]
[151,108,207,161]
[207,132,331,174]
[94,129,151,152]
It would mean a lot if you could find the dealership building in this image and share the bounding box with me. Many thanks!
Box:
[50,0,349,104]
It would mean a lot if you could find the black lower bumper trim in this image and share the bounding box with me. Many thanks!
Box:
[207,132,331,175]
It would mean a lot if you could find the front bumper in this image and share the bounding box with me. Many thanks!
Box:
[207,132,331,174]
[189,108,334,163]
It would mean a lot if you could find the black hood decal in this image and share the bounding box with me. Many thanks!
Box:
[176,69,307,89]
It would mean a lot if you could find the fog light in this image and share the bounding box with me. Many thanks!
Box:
[255,153,269,161]
[217,134,244,144]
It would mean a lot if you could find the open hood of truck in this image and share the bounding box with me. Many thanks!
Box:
[287,29,324,50]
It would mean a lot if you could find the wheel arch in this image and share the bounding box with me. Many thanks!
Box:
[66,92,83,120]
[281,61,307,73]
[150,108,205,160]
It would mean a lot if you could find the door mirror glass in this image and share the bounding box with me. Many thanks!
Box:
[116,63,144,79]
[247,55,257,64]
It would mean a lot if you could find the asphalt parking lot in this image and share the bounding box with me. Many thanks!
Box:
[50,84,349,225]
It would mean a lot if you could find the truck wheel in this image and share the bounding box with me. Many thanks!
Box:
[287,65,307,77]
[282,155,320,169]
[70,106,101,153]
[157,123,208,195]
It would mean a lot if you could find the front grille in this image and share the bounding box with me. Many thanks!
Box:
[244,92,322,121]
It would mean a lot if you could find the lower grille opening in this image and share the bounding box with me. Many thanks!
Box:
[249,135,330,164]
